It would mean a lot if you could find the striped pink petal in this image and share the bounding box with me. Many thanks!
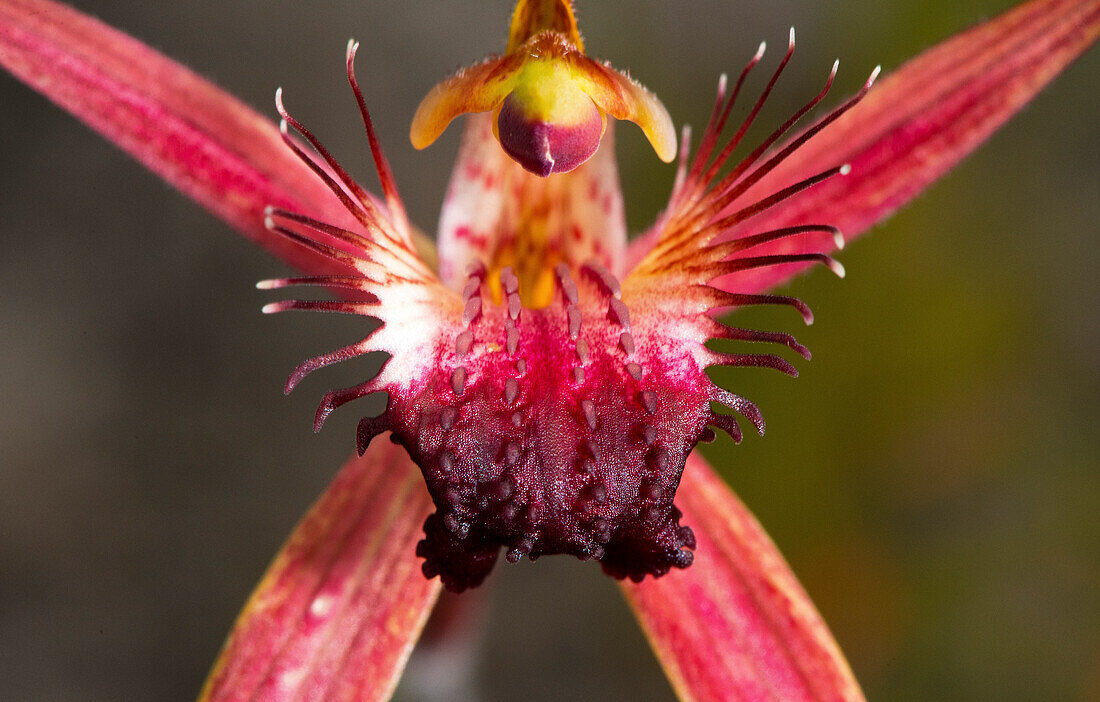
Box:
[627,0,1100,295]
[0,0,365,276]
[622,452,862,702]
[621,5,1098,698]
[199,441,438,702]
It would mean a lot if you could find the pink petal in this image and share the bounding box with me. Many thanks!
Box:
[622,453,862,702]
[628,0,1100,294]
[0,0,363,275]
[199,441,439,702]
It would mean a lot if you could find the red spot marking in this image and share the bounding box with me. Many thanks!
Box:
[453,225,489,249]
[467,230,490,249]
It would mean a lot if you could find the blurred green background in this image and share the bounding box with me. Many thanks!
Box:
[0,1,1096,700]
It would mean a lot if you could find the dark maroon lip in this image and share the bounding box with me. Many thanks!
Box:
[388,263,710,592]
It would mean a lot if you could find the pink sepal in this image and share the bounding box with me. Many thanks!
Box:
[0,0,368,276]
[200,441,439,702]
[623,452,863,702]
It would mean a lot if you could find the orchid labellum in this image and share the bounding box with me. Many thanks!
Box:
[1,0,1097,700]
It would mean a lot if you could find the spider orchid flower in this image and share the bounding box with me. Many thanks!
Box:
[1,0,1097,700]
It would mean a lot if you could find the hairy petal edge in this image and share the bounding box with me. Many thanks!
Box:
[628,0,1100,293]
[0,0,368,276]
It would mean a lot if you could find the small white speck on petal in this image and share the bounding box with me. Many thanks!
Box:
[310,594,333,617]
